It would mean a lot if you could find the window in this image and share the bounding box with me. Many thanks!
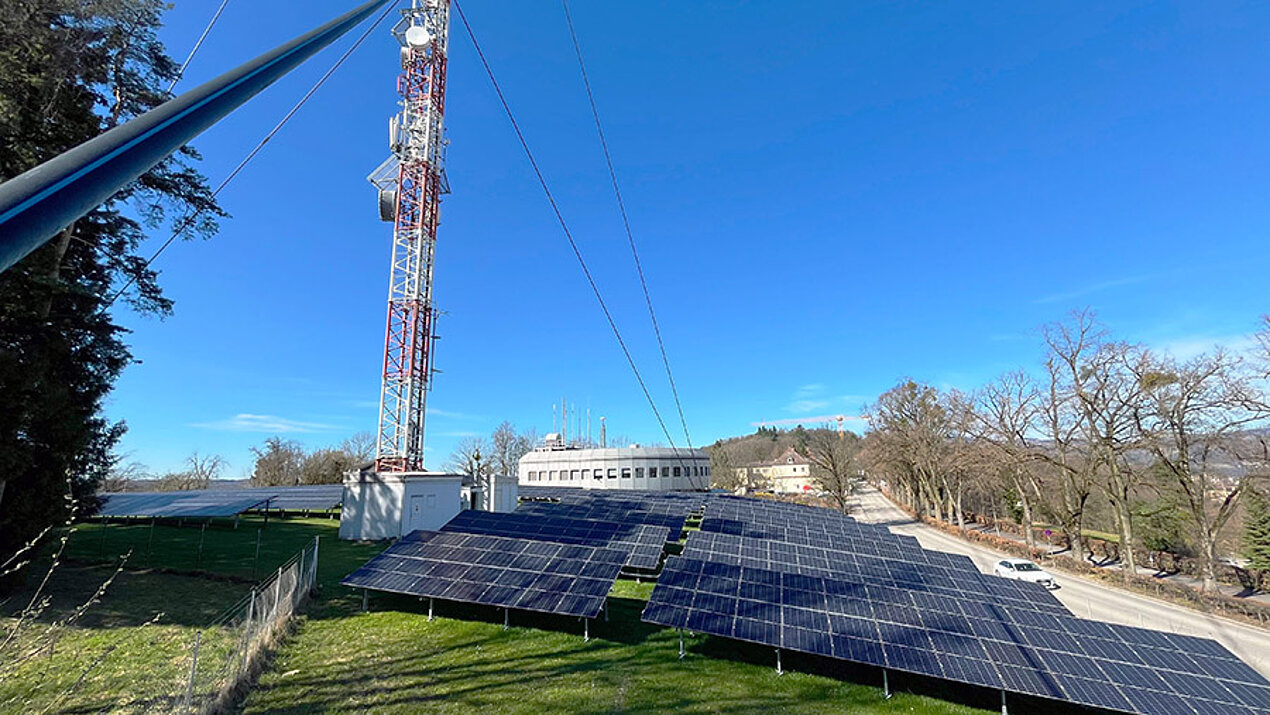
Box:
[582,469,590,479]
[549,470,557,480]
[621,467,631,478]
[649,467,658,478]
[635,467,644,478]
[570,470,579,481]
[528,471,536,481]
[705,466,710,476]
[673,466,682,477]
[607,468,617,479]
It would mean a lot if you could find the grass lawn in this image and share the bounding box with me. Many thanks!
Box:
[1,516,376,714]
[245,578,995,714]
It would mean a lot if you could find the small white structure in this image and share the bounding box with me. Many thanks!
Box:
[519,440,710,491]
[339,471,462,541]
[461,473,519,512]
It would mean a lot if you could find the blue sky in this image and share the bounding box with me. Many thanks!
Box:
[108,1,1270,477]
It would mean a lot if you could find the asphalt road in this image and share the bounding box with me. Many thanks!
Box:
[849,485,1270,679]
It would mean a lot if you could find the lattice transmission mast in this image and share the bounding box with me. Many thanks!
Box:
[368,0,450,472]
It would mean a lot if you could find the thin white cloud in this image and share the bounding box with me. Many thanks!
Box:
[1154,334,1258,362]
[191,414,339,434]
[435,430,483,438]
[426,407,479,420]
[1033,275,1154,305]
[786,399,831,414]
[794,384,825,399]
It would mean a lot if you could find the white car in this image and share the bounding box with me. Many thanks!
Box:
[993,558,1058,589]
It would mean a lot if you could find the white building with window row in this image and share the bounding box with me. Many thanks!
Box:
[518,442,710,491]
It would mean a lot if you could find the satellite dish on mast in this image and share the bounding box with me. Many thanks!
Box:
[405,26,432,48]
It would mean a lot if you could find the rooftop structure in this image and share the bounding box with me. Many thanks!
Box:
[518,441,709,492]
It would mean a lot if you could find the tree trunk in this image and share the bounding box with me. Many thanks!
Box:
[1117,498,1137,582]
[1020,491,1035,550]
[1198,529,1219,593]
[39,224,76,319]
[954,489,965,530]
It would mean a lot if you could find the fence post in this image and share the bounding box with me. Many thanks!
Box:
[312,535,320,595]
[184,630,202,712]
[253,529,262,581]
[196,523,207,570]
[297,548,305,609]
[241,589,255,674]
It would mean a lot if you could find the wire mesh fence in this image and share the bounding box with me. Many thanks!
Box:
[178,536,319,713]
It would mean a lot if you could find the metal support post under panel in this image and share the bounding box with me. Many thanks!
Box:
[883,669,891,699]
[775,648,782,676]
[362,588,368,612]
[678,629,685,659]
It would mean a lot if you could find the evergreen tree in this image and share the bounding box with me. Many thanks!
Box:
[1244,488,1270,575]
[0,0,223,574]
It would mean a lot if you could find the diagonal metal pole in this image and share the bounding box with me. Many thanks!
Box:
[0,0,393,274]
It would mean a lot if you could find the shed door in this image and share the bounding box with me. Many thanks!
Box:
[406,492,438,533]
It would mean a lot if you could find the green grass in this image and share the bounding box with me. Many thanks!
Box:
[63,513,343,581]
[1,516,375,714]
[245,575,994,714]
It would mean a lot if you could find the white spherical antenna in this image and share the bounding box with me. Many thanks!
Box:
[405,26,432,48]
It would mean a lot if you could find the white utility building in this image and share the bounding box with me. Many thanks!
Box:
[518,439,710,491]
[339,472,464,540]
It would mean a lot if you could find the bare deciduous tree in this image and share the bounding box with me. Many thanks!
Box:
[1134,349,1270,591]
[803,427,861,513]
[445,437,491,479]
[488,422,536,477]
[250,438,304,487]
[976,371,1045,548]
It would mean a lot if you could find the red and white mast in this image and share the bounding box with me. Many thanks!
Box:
[370,0,449,472]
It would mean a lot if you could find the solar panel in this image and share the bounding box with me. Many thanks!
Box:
[645,553,1270,714]
[98,483,343,516]
[97,491,272,518]
[343,530,626,618]
[517,501,688,540]
[440,509,670,570]
[683,531,1067,617]
[242,484,344,511]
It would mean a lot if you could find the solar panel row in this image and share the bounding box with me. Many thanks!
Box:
[98,483,343,517]
[685,531,1067,617]
[342,530,627,619]
[644,556,1270,715]
[517,500,687,540]
[97,492,271,518]
[440,509,670,570]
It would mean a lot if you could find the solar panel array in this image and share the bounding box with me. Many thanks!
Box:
[517,499,688,540]
[440,509,671,570]
[98,483,343,517]
[642,498,1270,715]
[685,531,1068,617]
[342,530,627,618]
[241,484,343,511]
[97,491,271,518]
